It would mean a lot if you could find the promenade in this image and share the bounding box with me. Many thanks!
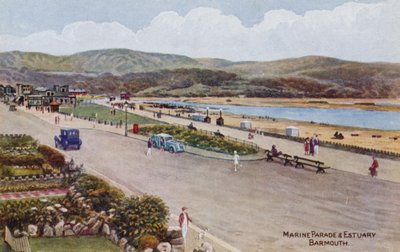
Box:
[98,100,400,184]
[4,103,400,251]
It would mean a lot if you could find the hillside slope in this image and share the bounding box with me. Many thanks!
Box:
[1,50,400,98]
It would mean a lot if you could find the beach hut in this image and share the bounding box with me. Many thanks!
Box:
[191,114,206,122]
[240,120,252,130]
[286,126,299,137]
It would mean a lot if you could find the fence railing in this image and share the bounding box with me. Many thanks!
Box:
[256,130,400,160]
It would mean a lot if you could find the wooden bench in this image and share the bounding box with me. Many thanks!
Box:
[265,150,293,166]
[293,156,330,174]
[4,226,31,252]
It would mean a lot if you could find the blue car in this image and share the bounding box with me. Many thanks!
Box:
[54,128,82,150]
[151,133,185,153]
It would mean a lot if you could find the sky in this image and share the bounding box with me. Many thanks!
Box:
[1,0,399,62]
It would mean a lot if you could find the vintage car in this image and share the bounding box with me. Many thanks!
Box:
[151,133,185,153]
[54,128,82,150]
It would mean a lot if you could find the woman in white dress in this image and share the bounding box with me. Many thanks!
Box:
[234,150,240,172]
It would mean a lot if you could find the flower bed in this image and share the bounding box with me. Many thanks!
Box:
[0,134,38,149]
[0,141,66,178]
[0,182,65,193]
[139,124,258,155]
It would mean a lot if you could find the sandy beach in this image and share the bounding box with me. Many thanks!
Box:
[135,97,400,154]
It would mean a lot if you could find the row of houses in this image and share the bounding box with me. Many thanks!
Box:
[0,84,16,96]
[15,84,89,107]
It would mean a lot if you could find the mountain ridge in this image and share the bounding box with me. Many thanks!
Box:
[1,49,400,98]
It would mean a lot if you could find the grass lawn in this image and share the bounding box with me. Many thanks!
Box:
[60,104,160,125]
[29,236,121,252]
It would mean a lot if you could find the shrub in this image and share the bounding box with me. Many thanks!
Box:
[0,197,65,230]
[38,145,66,168]
[138,234,160,250]
[0,153,45,167]
[73,174,124,211]
[112,194,169,247]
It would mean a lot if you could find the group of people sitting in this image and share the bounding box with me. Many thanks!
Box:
[304,135,320,156]
[333,131,344,139]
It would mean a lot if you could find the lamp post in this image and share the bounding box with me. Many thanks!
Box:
[124,101,128,137]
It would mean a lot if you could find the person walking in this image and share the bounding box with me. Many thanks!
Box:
[310,136,315,156]
[304,138,310,155]
[146,138,152,156]
[314,135,320,155]
[369,156,379,178]
[179,207,192,245]
[233,150,240,172]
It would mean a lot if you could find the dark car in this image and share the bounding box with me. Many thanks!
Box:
[54,128,82,150]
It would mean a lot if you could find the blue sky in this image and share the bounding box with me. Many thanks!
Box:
[1,0,399,62]
[0,0,380,35]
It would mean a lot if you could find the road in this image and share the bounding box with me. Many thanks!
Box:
[1,104,400,252]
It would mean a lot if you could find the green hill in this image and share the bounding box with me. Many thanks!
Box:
[1,49,400,98]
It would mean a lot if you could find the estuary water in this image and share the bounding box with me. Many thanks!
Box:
[141,100,400,130]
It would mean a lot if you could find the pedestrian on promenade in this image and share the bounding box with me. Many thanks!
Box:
[55,116,58,124]
[304,138,310,155]
[70,113,73,121]
[314,135,320,155]
[369,156,379,178]
[233,150,240,172]
[146,138,152,156]
[179,207,192,245]
[310,136,315,156]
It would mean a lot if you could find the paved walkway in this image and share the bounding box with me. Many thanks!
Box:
[20,103,400,182]
[21,107,264,161]
[0,188,69,200]
[97,100,400,184]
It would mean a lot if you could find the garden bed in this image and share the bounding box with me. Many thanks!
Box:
[0,174,173,252]
[0,143,66,179]
[138,124,258,155]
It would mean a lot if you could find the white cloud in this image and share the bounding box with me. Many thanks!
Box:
[0,1,399,62]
